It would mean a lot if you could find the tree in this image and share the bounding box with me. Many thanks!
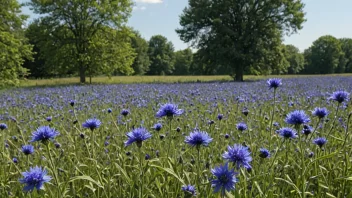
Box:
[173,48,193,75]
[284,45,304,74]
[147,35,175,75]
[0,0,32,86]
[304,35,343,74]
[28,0,134,83]
[176,0,305,81]
[130,30,150,75]
[339,38,352,73]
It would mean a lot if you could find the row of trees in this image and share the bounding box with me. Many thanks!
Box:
[1,0,351,86]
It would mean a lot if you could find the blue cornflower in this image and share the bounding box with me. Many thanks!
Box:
[278,127,297,139]
[236,123,247,131]
[217,114,223,120]
[222,144,252,169]
[313,137,327,148]
[107,108,112,113]
[69,100,75,107]
[21,145,35,155]
[302,125,313,136]
[30,126,60,143]
[121,109,130,116]
[312,107,329,119]
[13,158,18,164]
[211,163,238,196]
[82,118,101,131]
[19,166,51,192]
[46,117,52,122]
[285,110,310,125]
[267,78,282,89]
[259,148,271,158]
[330,91,349,103]
[152,123,162,131]
[181,184,197,197]
[185,130,213,148]
[124,127,152,147]
[156,103,183,118]
[0,123,7,130]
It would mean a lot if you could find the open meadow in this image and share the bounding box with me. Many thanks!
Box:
[1,76,352,197]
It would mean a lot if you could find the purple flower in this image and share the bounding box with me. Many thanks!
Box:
[267,78,282,89]
[185,130,213,148]
[330,91,349,103]
[313,137,327,148]
[222,144,252,169]
[181,185,197,197]
[82,118,101,131]
[152,123,162,131]
[121,109,130,116]
[19,166,52,192]
[156,103,183,118]
[30,126,60,143]
[0,123,7,130]
[236,123,247,131]
[259,148,271,158]
[278,127,297,139]
[211,163,238,196]
[22,145,35,155]
[124,127,152,147]
[285,110,310,125]
[312,107,329,119]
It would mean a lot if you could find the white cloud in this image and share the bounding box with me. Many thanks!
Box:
[133,6,147,11]
[135,0,163,3]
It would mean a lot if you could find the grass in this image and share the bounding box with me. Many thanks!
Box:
[18,73,352,87]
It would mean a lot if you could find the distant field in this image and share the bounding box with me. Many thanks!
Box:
[19,74,352,87]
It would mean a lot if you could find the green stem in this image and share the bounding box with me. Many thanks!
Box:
[327,103,340,138]
[268,89,277,150]
[46,144,61,197]
[166,119,172,158]
[296,125,305,198]
[139,147,144,198]
[307,118,322,143]
[196,147,201,197]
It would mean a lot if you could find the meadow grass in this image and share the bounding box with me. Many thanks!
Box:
[1,76,352,197]
[18,73,352,87]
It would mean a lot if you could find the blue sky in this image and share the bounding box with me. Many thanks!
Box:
[20,0,352,51]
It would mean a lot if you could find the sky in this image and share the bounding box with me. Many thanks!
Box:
[20,0,352,52]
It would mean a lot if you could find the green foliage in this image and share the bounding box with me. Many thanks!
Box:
[339,38,352,73]
[173,48,193,75]
[304,35,344,74]
[27,0,134,83]
[130,30,150,75]
[176,0,306,81]
[0,0,32,87]
[284,45,305,74]
[147,35,175,75]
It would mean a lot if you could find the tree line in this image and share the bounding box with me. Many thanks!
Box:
[1,0,351,86]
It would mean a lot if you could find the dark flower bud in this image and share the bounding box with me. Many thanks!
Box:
[145,154,150,160]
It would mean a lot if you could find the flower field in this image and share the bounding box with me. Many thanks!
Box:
[1,76,352,197]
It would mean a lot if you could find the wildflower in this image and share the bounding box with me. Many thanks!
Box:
[217,114,223,120]
[0,123,7,130]
[259,148,271,158]
[82,118,101,131]
[156,103,183,118]
[21,145,35,155]
[278,127,297,139]
[30,126,59,143]
[267,78,282,89]
[211,163,238,196]
[236,123,247,131]
[121,109,130,116]
[312,107,329,119]
[152,123,162,131]
[124,127,152,147]
[330,91,349,103]
[223,144,252,169]
[285,110,310,125]
[302,125,313,136]
[185,130,213,148]
[313,137,327,148]
[181,185,197,197]
[19,166,51,192]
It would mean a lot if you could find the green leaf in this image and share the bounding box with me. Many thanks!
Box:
[114,163,132,185]
[326,192,337,198]
[69,175,103,189]
[149,164,185,185]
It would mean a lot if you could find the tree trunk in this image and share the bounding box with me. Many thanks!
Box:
[234,65,244,82]
[79,66,86,83]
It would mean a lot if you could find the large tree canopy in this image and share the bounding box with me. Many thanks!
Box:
[28,0,134,83]
[173,48,193,75]
[147,35,175,75]
[0,0,32,86]
[304,35,343,74]
[176,0,305,81]
[130,30,150,75]
[284,44,304,74]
